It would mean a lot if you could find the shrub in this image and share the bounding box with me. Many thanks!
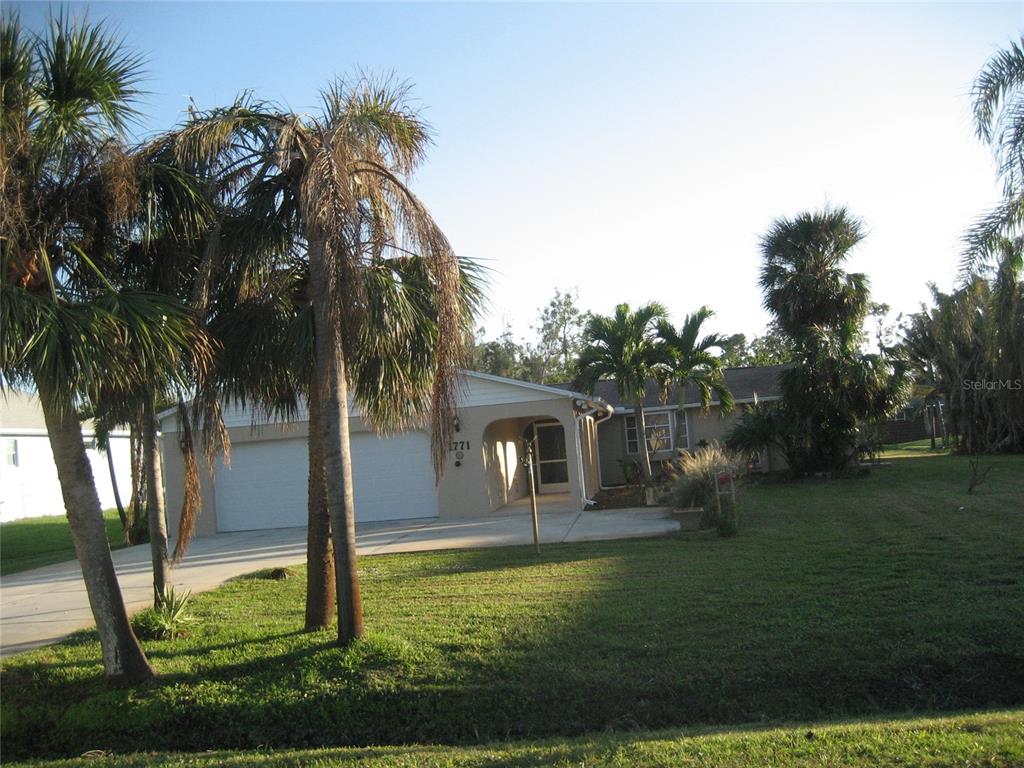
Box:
[131,586,194,640]
[666,442,743,529]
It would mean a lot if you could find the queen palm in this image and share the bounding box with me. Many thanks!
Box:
[656,306,734,413]
[1,12,209,682]
[574,303,669,479]
[172,78,472,645]
[207,251,483,630]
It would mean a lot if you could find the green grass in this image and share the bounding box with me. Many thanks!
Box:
[0,509,125,575]
[2,450,1023,762]
[881,438,951,458]
[10,710,1024,767]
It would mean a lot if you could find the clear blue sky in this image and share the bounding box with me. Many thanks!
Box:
[14,1,1024,343]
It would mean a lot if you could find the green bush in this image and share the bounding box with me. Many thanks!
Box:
[131,586,194,640]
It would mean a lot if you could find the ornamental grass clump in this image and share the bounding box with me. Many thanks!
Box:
[667,442,743,531]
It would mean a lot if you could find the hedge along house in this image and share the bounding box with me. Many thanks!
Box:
[158,371,612,535]
[576,365,788,486]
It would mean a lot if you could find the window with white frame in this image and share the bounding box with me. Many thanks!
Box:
[677,411,689,450]
[5,439,18,467]
[625,412,673,454]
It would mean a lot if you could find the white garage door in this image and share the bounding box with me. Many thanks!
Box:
[214,432,439,532]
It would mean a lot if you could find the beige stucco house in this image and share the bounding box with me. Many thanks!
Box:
[158,371,611,536]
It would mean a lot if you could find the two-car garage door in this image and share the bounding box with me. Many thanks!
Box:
[214,432,439,531]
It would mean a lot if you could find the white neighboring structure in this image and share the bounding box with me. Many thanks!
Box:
[0,390,132,523]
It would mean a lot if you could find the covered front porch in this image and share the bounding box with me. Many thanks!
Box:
[479,406,606,516]
[494,491,578,516]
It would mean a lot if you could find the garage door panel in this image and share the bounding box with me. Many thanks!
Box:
[215,432,437,532]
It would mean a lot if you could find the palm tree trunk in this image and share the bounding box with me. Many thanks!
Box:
[305,364,336,631]
[635,402,653,479]
[308,236,364,646]
[127,412,145,543]
[142,395,172,606]
[36,379,153,684]
[105,441,128,533]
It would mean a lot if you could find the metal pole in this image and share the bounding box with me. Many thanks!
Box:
[527,442,540,554]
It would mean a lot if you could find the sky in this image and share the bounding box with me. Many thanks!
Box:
[13,1,1024,344]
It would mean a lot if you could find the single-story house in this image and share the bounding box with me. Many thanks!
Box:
[158,371,612,535]
[0,390,132,522]
[569,365,788,485]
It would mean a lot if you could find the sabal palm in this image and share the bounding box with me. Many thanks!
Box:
[1,13,208,683]
[172,78,472,645]
[752,207,908,475]
[575,302,669,479]
[656,306,734,412]
[759,206,869,344]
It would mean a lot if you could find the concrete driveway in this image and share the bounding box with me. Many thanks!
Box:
[0,505,677,656]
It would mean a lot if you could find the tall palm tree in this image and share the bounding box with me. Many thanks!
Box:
[0,12,209,682]
[656,306,734,413]
[171,78,473,645]
[88,136,214,605]
[205,248,483,631]
[749,207,907,475]
[908,244,1023,454]
[574,302,669,479]
[759,206,869,344]
[964,36,1024,265]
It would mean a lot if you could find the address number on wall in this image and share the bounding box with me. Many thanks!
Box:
[450,440,471,451]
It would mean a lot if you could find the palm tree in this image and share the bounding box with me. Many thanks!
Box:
[171,78,474,645]
[964,36,1024,264]
[748,207,907,475]
[88,136,214,605]
[759,206,869,343]
[906,245,1023,454]
[574,303,669,479]
[1,12,210,683]
[656,306,734,413]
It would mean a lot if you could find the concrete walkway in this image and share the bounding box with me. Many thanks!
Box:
[0,505,677,656]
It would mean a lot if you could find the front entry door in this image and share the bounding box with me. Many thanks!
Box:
[533,422,569,493]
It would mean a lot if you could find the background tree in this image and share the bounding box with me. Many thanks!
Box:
[574,302,669,479]
[533,288,586,383]
[720,324,794,368]
[901,246,1023,453]
[468,323,529,380]
[0,12,209,682]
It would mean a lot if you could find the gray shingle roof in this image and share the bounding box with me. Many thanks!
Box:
[559,365,787,410]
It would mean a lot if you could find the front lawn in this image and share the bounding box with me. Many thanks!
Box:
[0,510,125,575]
[2,451,1022,761]
[12,710,1024,767]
